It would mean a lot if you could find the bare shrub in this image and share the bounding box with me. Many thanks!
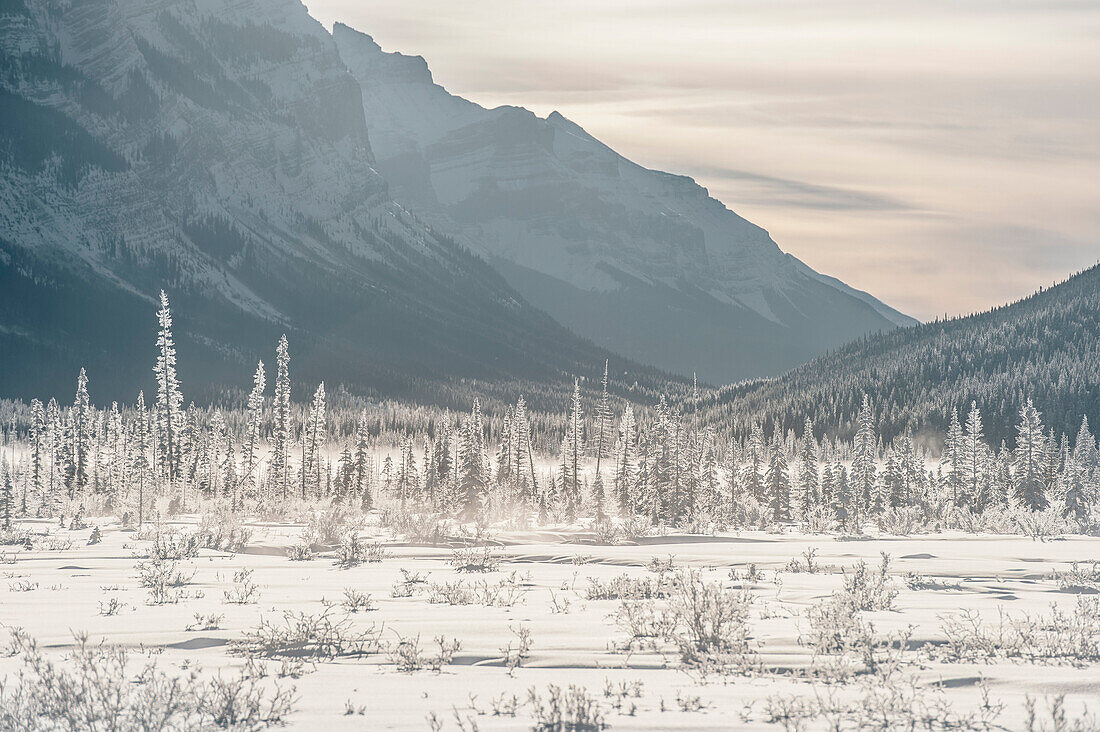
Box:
[585,573,670,601]
[904,572,962,591]
[840,553,897,611]
[341,588,374,613]
[186,613,225,632]
[427,572,527,607]
[387,633,460,673]
[391,568,429,598]
[233,606,380,660]
[527,684,607,731]
[667,569,755,673]
[500,625,532,676]
[1025,694,1100,732]
[876,506,926,536]
[938,596,1100,663]
[800,506,838,534]
[763,675,1005,731]
[1015,501,1073,542]
[785,547,831,574]
[612,598,679,654]
[549,590,572,614]
[610,569,755,674]
[450,545,501,573]
[148,532,200,560]
[195,505,253,553]
[303,503,364,547]
[223,568,260,605]
[137,557,194,605]
[204,673,297,729]
[1051,561,1100,593]
[286,543,314,561]
[0,628,294,730]
[335,533,388,568]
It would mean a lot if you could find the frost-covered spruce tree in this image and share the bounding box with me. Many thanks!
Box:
[698,429,721,516]
[796,418,819,515]
[1014,399,1049,510]
[512,396,536,501]
[153,292,183,484]
[496,411,514,488]
[559,379,584,518]
[593,360,613,479]
[457,399,488,520]
[613,405,636,513]
[240,360,265,502]
[44,399,61,512]
[1066,417,1096,519]
[396,432,418,510]
[28,399,45,516]
[353,409,373,509]
[302,382,326,499]
[66,368,92,500]
[764,436,791,521]
[0,459,12,531]
[336,441,355,500]
[960,403,986,510]
[742,422,766,502]
[941,408,964,506]
[271,335,292,500]
[850,394,878,520]
[130,391,152,526]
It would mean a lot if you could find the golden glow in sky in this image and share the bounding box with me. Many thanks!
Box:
[308,0,1100,320]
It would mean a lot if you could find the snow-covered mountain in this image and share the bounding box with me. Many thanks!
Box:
[333,23,915,384]
[0,0,645,401]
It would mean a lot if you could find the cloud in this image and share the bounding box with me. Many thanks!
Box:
[312,0,1100,321]
[688,166,912,212]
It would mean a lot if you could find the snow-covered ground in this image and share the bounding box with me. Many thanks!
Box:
[2,519,1098,730]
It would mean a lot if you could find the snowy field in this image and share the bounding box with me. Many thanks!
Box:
[2,519,1099,730]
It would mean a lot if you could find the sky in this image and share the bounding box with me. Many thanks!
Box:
[307,0,1100,321]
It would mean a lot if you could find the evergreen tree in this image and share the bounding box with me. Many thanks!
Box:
[850,394,878,518]
[153,292,184,484]
[1014,399,1048,510]
[559,380,584,518]
[613,405,636,512]
[0,459,12,531]
[593,361,613,479]
[131,391,152,526]
[458,400,488,520]
[960,402,985,510]
[742,422,766,501]
[241,360,265,502]
[942,408,964,505]
[764,436,791,520]
[353,409,372,508]
[271,335,292,500]
[66,368,92,499]
[796,418,820,515]
[29,399,45,516]
[303,382,326,498]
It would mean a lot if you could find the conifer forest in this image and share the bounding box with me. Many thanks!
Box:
[2,0,1098,728]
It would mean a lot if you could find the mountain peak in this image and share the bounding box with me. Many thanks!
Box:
[332,19,915,383]
[332,22,434,86]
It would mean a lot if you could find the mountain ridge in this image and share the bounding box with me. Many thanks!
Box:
[333,21,915,384]
[712,263,1100,444]
[0,0,675,405]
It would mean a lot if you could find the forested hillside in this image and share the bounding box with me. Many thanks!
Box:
[711,264,1100,445]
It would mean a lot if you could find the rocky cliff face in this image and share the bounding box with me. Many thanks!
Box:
[0,0,635,401]
[334,23,915,384]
